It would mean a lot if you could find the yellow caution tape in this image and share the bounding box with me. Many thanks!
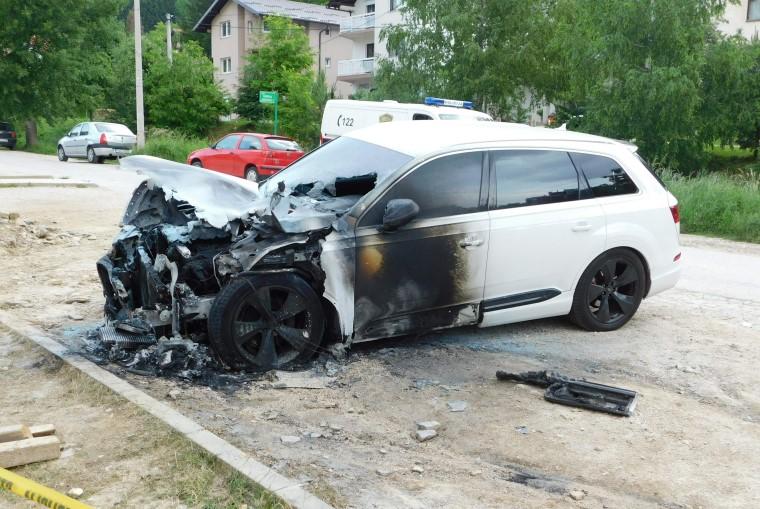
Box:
[0,467,94,509]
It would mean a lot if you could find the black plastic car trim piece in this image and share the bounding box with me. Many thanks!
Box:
[496,370,638,417]
[483,288,561,312]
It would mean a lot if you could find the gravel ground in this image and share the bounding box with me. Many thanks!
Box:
[1,150,758,508]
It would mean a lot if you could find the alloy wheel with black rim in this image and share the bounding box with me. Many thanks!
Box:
[208,273,324,370]
[570,249,645,331]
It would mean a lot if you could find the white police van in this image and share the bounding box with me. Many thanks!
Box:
[320,97,492,143]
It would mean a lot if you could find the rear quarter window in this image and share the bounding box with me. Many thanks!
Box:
[570,152,638,197]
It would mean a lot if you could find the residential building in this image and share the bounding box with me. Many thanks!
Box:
[327,0,405,92]
[718,0,760,39]
[194,0,354,97]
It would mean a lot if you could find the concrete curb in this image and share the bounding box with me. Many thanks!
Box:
[0,314,333,509]
[0,182,96,189]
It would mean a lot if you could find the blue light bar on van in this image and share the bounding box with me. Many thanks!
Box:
[424,97,474,109]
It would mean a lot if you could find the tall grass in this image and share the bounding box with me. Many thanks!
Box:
[661,168,760,243]
[133,128,208,163]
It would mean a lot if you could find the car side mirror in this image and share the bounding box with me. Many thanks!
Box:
[380,199,419,233]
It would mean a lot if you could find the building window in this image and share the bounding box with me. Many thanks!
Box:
[221,20,231,38]
[324,57,331,68]
[247,20,253,33]
[749,0,760,21]
[263,19,271,33]
[366,3,375,14]
[390,0,405,10]
[221,57,232,74]
[366,43,375,58]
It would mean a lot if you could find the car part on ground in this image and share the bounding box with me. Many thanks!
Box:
[495,370,638,416]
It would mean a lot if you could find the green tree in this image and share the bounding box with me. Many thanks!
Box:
[0,0,125,145]
[142,23,230,135]
[700,36,760,158]
[375,0,554,119]
[545,0,728,169]
[236,16,323,146]
[176,0,212,54]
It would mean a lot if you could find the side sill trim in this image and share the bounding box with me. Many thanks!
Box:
[483,288,562,312]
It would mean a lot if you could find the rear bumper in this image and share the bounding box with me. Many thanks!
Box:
[259,165,285,176]
[0,138,17,147]
[93,144,134,157]
[648,263,681,297]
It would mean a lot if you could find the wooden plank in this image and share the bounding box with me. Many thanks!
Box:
[0,436,61,468]
[0,425,31,444]
[29,424,56,438]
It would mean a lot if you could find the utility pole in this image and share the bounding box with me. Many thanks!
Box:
[134,0,145,148]
[166,13,173,64]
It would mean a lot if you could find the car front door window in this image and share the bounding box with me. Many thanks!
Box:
[354,151,489,340]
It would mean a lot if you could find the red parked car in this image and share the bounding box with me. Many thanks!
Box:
[187,133,304,182]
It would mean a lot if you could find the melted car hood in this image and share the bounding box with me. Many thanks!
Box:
[120,156,261,228]
[119,156,363,233]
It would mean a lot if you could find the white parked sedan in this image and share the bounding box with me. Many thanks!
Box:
[57,122,136,164]
[99,121,681,370]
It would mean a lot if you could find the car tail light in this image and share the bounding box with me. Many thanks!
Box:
[99,133,107,145]
[670,204,680,224]
[10,131,16,138]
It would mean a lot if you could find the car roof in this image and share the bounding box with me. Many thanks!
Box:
[344,121,635,158]
[226,132,294,139]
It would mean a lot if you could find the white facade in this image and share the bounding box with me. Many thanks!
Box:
[718,0,760,39]
[333,0,405,92]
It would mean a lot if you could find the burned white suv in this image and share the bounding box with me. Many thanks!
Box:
[98,121,681,371]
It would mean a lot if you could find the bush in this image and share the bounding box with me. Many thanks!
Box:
[134,129,208,163]
[661,169,760,243]
[16,117,88,155]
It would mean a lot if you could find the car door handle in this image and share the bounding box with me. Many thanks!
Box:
[459,236,484,249]
[572,222,592,232]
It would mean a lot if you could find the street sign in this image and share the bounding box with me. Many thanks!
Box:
[259,91,280,134]
[259,91,279,104]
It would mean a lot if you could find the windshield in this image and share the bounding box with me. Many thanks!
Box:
[266,137,302,151]
[95,123,133,134]
[262,137,413,194]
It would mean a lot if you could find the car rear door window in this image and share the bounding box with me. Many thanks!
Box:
[239,135,261,150]
[570,152,638,197]
[492,150,580,209]
[360,151,484,226]
[215,135,240,150]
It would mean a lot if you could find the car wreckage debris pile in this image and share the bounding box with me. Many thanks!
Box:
[90,156,373,372]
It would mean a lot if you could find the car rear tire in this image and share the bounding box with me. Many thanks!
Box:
[207,273,325,371]
[244,166,259,183]
[569,248,645,332]
[191,160,202,168]
[57,146,68,162]
[87,147,103,164]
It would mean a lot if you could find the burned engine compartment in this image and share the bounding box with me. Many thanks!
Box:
[94,156,378,372]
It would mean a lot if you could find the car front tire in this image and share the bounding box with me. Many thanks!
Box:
[57,145,68,162]
[569,248,646,332]
[191,160,203,168]
[207,273,325,371]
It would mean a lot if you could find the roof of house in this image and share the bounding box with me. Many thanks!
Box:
[194,0,348,32]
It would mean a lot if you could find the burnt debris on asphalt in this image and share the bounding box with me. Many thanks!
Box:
[496,370,638,417]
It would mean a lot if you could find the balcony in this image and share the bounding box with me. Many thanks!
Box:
[339,12,375,36]
[337,57,376,83]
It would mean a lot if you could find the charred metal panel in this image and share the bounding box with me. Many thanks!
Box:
[353,213,489,340]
